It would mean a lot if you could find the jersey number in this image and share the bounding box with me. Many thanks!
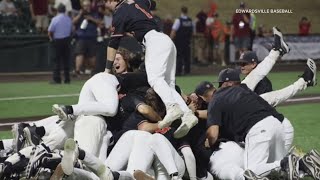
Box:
[135,4,153,19]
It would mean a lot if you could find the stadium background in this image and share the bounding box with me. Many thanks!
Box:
[0,0,319,155]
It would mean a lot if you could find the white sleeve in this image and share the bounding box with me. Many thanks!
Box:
[241,50,280,91]
[171,19,180,31]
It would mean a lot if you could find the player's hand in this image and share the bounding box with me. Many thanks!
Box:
[205,139,210,148]
[189,93,198,104]
[188,102,197,112]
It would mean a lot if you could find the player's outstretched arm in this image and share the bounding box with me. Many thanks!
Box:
[137,104,162,122]
[105,46,118,73]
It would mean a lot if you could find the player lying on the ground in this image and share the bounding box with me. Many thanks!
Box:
[1,87,192,180]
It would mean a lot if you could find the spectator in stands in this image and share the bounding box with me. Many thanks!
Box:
[170,6,193,76]
[210,13,226,66]
[0,0,17,16]
[48,3,72,84]
[54,0,72,14]
[257,24,272,38]
[70,0,81,16]
[194,6,208,64]
[103,8,112,37]
[299,17,311,36]
[224,21,232,64]
[73,0,102,77]
[231,1,251,59]
[207,0,217,17]
[29,0,49,33]
[162,14,173,36]
[249,13,256,50]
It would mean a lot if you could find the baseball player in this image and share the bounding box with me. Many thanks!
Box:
[104,0,198,138]
[237,51,273,95]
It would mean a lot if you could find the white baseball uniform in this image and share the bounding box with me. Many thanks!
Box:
[72,73,119,117]
[143,30,190,112]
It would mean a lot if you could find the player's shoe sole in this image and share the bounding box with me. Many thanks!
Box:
[173,111,198,139]
[50,163,64,180]
[306,58,317,86]
[158,104,183,129]
[134,170,155,180]
[287,154,300,180]
[273,27,290,55]
[243,169,269,180]
[310,149,320,165]
[61,139,77,175]
[52,104,68,121]
[96,164,114,180]
[300,153,320,180]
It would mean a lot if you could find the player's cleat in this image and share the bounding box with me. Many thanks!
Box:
[173,111,198,139]
[281,154,300,180]
[26,144,52,178]
[301,59,317,87]
[134,170,155,180]
[23,125,42,147]
[243,169,269,180]
[158,104,184,129]
[52,104,75,121]
[309,149,320,165]
[299,152,320,180]
[170,172,182,180]
[61,138,79,176]
[12,123,30,152]
[272,27,290,56]
[96,165,114,180]
[42,153,62,171]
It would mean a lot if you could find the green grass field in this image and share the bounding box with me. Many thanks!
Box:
[0,72,319,118]
[0,71,319,152]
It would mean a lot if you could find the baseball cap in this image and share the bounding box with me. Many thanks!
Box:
[195,81,215,96]
[217,68,241,87]
[238,51,258,64]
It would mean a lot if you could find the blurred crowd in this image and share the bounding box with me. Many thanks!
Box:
[0,0,313,82]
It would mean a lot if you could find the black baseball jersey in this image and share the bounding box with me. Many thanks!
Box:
[207,84,284,142]
[109,0,159,49]
[105,89,146,140]
[254,76,273,95]
[116,72,149,94]
[119,111,186,150]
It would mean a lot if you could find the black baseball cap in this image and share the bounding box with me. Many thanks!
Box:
[238,51,258,64]
[217,68,241,87]
[195,81,215,96]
